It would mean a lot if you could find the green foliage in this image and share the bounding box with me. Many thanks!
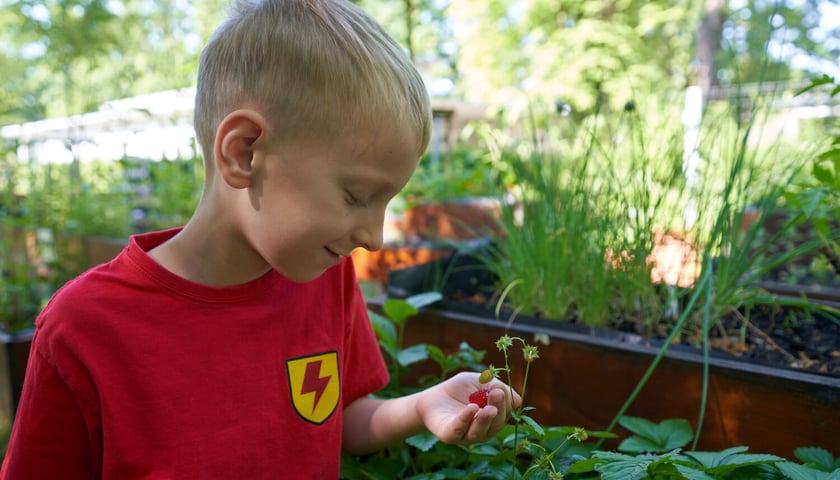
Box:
[476,95,837,338]
[0,152,202,332]
[720,0,838,85]
[570,418,838,480]
[347,304,840,479]
[450,0,696,115]
[617,417,693,453]
[0,0,207,122]
[369,292,487,398]
[400,149,500,209]
[795,447,840,472]
[784,75,840,280]
[478,106,681,328]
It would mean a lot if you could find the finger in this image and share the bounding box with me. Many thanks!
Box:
[485,389,511,431]
[488,386,515,415]
[448,403,480,443]
[466,405,498,443]
[485,387,502,410]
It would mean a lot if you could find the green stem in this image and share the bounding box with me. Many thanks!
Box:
[520,358,531,409]
[692,253,714,450]
[597,262,713,447]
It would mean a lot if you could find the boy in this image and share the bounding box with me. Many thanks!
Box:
[1,0,519,478]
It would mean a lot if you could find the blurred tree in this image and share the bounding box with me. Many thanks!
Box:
[718,0,840,86]
[0,0,212,122]
[2,0,837,126]
[357,0,457,94]
[447,0,838,118]
[697,0,725,97]
[4,0,122,118]
[105,0,201,98]
[450,0,698,117]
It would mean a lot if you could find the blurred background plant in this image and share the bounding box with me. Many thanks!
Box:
[0,150,202,333]
[399,147,500,211]
[475,90,838,340]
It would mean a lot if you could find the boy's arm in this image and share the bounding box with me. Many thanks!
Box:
[2,349,97,479]
[341,372,519,456]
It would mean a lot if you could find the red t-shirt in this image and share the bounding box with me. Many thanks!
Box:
[1,228,389,479]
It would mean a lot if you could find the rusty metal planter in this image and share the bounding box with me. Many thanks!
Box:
[368,296,840,457]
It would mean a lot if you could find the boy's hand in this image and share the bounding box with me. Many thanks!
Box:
[415,371,521,445]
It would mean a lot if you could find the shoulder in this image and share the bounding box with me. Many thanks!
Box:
[34,247,153,345]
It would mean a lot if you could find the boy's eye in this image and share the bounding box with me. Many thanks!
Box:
[345,191,365,206]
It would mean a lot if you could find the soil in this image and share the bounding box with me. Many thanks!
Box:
[444,284,840,378]
[712,303,840,376]
[390,220,840,378]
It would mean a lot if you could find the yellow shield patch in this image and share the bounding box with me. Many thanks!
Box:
[286,351,341,425]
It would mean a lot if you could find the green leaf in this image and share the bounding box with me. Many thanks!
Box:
[673,463,718,480]
[426,344,445,365]
[405,473,446,480]
[396,344,431,367]
[619,436,666,454]
[795,74,835,95]
[619,416,659,439]
[470,462,514,480]
[686,446,750,468]
[567,457,601,473]
[776,461,840,480]
[405,291,443,310]
[468,443,500,456]
[618,417,692,453]
[702,453,786,477]
[727,463,789,479]
[383,298,418,325]
[405,431,439,452]
[340,450,409,480]
[656,419,693,450]
[593,451,654,480]
[369,310,396,346]
[520,414,545,437]
[521,466,555,480]
[813,161,839,187]
[795,447,837,471]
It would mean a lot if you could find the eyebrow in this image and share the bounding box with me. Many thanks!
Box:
[341,169,403,197]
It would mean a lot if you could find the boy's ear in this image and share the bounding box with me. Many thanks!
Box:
[214,109,269,189]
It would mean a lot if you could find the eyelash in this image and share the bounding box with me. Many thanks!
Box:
[345,191,366,207]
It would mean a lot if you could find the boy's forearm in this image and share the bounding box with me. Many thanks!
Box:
[341,394,426,456]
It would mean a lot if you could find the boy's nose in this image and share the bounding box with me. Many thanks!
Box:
[351,212,385,252]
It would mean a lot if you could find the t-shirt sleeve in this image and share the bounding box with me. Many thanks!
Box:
[1,341,98,479]
[339,258,389,407]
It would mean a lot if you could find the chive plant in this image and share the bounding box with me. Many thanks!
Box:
[480,97,836,337]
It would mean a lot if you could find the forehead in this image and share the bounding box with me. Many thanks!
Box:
[342,126,422,191]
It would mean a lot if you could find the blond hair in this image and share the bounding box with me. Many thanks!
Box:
[194,0,431,163]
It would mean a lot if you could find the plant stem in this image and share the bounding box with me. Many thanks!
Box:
[597,261,712,448]
[693,253,713,450]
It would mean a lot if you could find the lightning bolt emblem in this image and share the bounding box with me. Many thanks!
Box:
[286,351,340,424]
[301,360,330,413]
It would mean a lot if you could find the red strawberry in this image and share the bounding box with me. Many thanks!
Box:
[469,388,490,408]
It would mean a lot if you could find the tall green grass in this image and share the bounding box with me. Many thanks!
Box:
[479,95,834,335]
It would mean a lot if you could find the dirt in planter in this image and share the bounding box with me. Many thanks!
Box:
[445,287,840,378]
[711,305,840,376]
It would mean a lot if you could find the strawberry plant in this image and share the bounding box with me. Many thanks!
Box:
[569,417,840,479]
[343,296,840,479]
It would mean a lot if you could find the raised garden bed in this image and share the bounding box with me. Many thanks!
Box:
[369,295,840,457]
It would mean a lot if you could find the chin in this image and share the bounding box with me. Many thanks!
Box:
[281,267,330,284]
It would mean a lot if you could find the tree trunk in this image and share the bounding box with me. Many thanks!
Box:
[402,0,415,61]
[696,0,725,102]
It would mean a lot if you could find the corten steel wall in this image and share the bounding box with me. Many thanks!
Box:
[370,300,840,457]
